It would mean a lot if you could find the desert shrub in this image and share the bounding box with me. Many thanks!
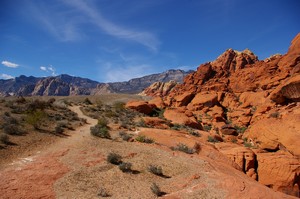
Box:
[25,110,47,129]
[97,187,110,197]
[203,125,212,132]
[118,162,132,173]
[47,98,56,105]
[0,133,10,144]
[150,183,163,197]
[83,97,92,105]
[119,131,132,141]
[107,152,122,165]
[2,115,19,125]
[16,96,26,104]
[113,101,125,112]
[270,112,280,118]
[171,143,195,154]
[136,119,146,127]
[244,142,253,148]
[135,135,154,143]
[207,136,219,143]
[171,123,182,130]
[234,125,247,134]
[148,165,163,176]
[188,130,200,137]
[90,125,110,139]
[55,126,64,134]
[98,117,108,127]
[27,99,48,112]
[3,124,24,135]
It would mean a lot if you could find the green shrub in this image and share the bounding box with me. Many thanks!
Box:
[150,183,163,197]
[203,125,212,132]
[118,162,132,173]
[83,97,92,105]
[148,165,163,176]
[171,143,195,154]
[119,131,132,141]
[136,119,146,127]
[97,117,108,127]
[270,112,280,118]
[90,125,110,139]
[188,130,200,137]
[135,135,154,143]
[207,136,219,143]
[234,125,247,134]
[25,110,47,129]
[0,133,10,144]
[113,101,125,112]
[107,152,122,165]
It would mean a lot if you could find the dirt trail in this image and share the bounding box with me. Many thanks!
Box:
[0,106,98,199]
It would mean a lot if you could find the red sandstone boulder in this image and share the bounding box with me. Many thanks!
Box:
[125,101,155,115]
[187,92,218,110]
[174,92,195,107]
[148,97,166,109]
[163,108,202,129]
[142,117,170,129]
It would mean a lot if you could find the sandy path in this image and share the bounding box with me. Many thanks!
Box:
[0,106,98,199]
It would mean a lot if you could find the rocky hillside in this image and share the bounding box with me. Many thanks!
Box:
[0,70,192,96]
[127,33,300,197]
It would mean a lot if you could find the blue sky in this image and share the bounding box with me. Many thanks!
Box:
[1,0,299,82]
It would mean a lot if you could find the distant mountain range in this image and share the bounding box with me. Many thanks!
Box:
[0,69,193,96]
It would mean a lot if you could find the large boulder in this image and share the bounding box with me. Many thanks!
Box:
[125,101,155,115]
[256,151,300,197]
[163,108,202,129]
[243,114,300,156]
[187,92,218,110]
[174,92,195,107]
[269,75,300,104]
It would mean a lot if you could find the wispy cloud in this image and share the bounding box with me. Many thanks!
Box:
[27,0,159,50]
[0,73,14,79]
[1,60,19,68]
[104,64,154,82]
[40,65,57,76]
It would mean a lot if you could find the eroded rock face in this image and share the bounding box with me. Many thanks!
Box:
[243,114,300,156]
[270,75,300,104]
[139,81,177,97]
[256,151,300,197]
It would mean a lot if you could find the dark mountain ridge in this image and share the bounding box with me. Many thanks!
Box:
[0,69,193,96]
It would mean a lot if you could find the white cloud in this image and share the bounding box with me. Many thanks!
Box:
[39,65,57,76]
[0,73,14,79]
[40,66,47,71]
[1,61,19,68]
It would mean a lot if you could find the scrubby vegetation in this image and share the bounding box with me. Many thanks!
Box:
[107,152,122,165]
[148,164,163,176]
[171,143,197,154]
[135,135,154,143]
